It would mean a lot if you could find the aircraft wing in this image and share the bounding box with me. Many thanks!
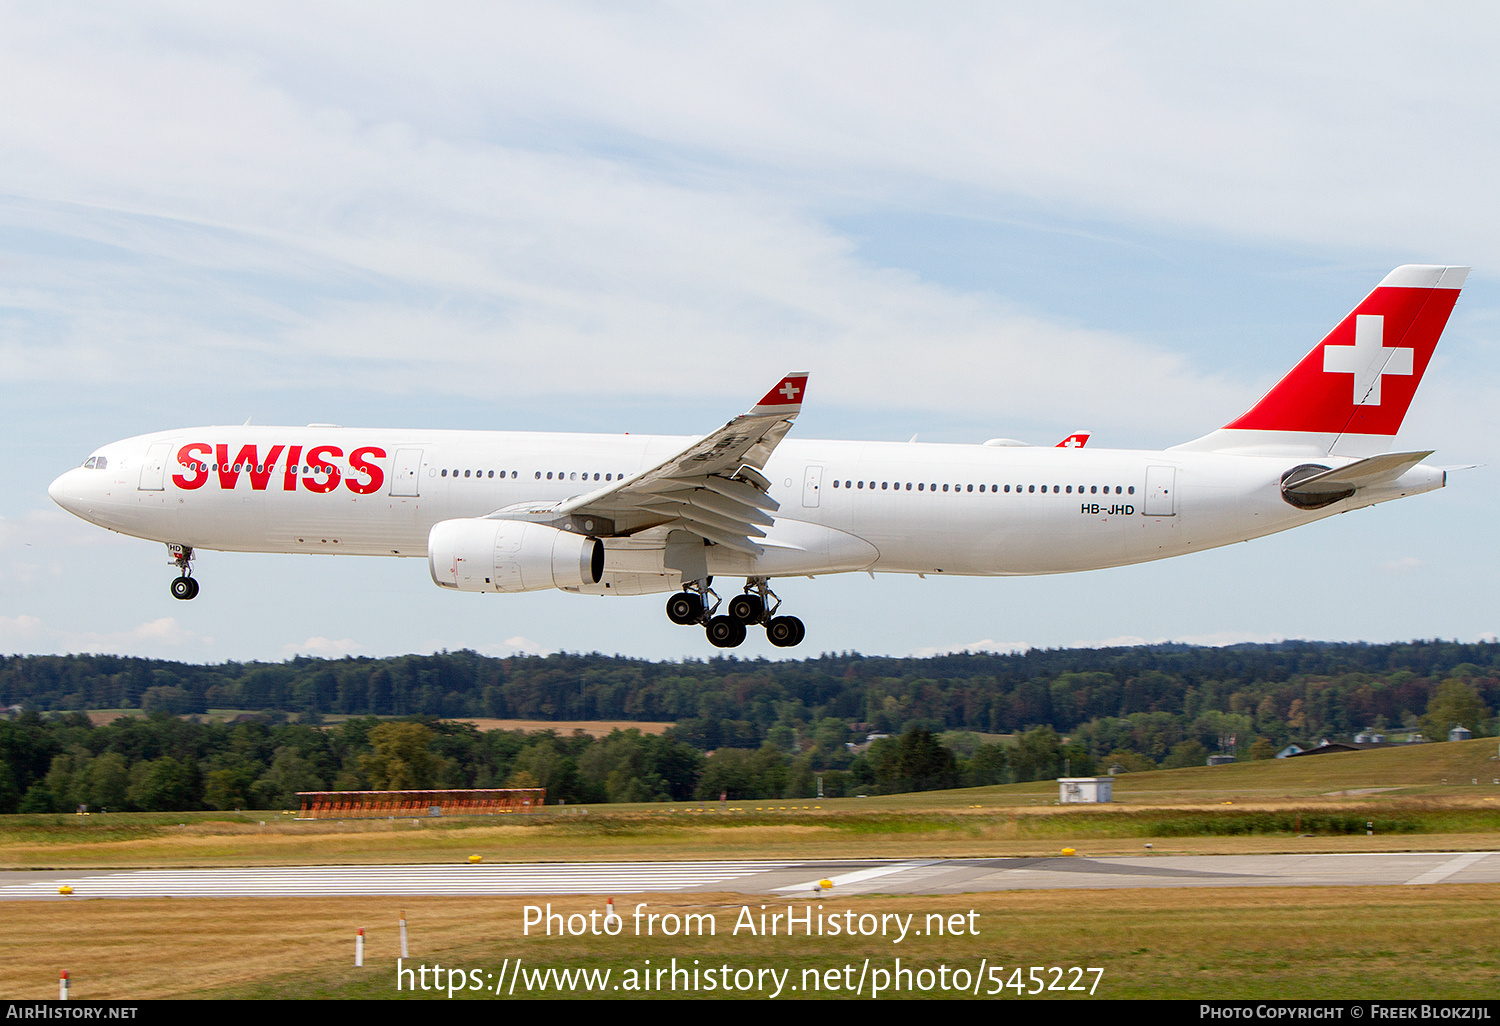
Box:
[490,373,809,556]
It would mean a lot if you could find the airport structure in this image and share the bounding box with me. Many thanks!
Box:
[1058,777,1113,803]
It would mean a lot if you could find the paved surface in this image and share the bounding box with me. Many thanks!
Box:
[3,851,1498,900]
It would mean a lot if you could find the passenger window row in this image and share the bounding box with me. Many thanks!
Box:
[441,470,628,481]
[182,462,335,474]
[831,479,1135,496]
[531,471,624,482]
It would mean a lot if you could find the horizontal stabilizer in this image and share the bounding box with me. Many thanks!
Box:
[1283,451,1433,497]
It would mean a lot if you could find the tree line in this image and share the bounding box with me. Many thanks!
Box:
[0,711,1024,813]
[3,641,1495,738]
[1,640,1494,813]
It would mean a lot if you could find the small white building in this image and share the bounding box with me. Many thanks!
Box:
[1058,777,1113,803]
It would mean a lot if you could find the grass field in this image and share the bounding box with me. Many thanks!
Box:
[4,885,1496,1000]
[6,803,1500,869]
[5,741,1499,1001]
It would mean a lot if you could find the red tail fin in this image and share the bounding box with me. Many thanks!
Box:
[1175,265,1467,456]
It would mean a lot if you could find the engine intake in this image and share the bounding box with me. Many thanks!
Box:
[429,519,603,593]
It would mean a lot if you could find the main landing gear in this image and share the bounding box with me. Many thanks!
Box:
[665,577,804,649]
[167,543,199,600]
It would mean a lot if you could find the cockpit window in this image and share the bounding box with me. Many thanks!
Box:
[82,456,108,470]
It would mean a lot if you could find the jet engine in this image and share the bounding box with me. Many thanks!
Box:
[428,519,604,593]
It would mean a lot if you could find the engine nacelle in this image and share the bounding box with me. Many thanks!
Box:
[428,519,603,593]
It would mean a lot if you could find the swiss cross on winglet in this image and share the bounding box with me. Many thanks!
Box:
[751,373,810,415]
[1056,432,1090,449]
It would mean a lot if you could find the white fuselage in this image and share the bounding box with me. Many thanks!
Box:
[47,425,1444,596]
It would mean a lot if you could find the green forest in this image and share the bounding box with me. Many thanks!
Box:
[0,641,1494,813]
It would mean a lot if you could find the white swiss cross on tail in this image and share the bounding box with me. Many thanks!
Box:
[1203,265,1467,456]
[1322,315,1413,406]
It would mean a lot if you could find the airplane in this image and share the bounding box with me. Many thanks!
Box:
[48,264,1468,650]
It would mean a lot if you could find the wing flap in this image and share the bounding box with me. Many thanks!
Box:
[676,520,765,556]
[699,474,781,512]
[638,499,769,540]
[685,488,776,526]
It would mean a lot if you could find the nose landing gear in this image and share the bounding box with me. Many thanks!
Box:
[665,577,803,648]
[167,543,199,600]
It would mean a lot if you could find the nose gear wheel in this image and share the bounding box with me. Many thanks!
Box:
[166,544,199,600]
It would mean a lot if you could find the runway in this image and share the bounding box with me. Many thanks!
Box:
[2,851,1498,900]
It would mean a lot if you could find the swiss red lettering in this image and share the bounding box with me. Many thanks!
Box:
[214,443,285,490]
[171,443,211,490]
[346,446,387,495]
[283,445,303,491]
[303,444,343,493]
[189,440,387,494]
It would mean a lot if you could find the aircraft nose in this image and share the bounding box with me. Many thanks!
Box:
[48,469,84,514]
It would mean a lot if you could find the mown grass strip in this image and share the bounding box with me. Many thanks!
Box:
[6,886,1495,1000]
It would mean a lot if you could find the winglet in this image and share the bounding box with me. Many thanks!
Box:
[750,373,810,416]
[1056,432,1090,449]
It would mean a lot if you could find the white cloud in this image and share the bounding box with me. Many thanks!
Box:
[1085,634,1151,650]
[19,4,1475,433]
[910,639,1031,658]
[1077,631,1303,650]
[495,636,549,657]
[83,2,1494,263]
[282,636,361,659]
[0,614,212,656]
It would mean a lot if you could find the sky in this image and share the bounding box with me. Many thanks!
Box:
[1,2,1497,663]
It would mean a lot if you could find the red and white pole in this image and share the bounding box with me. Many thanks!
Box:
[399,914,409,959]
[59,970,69,1000]
[355,928,364,967]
